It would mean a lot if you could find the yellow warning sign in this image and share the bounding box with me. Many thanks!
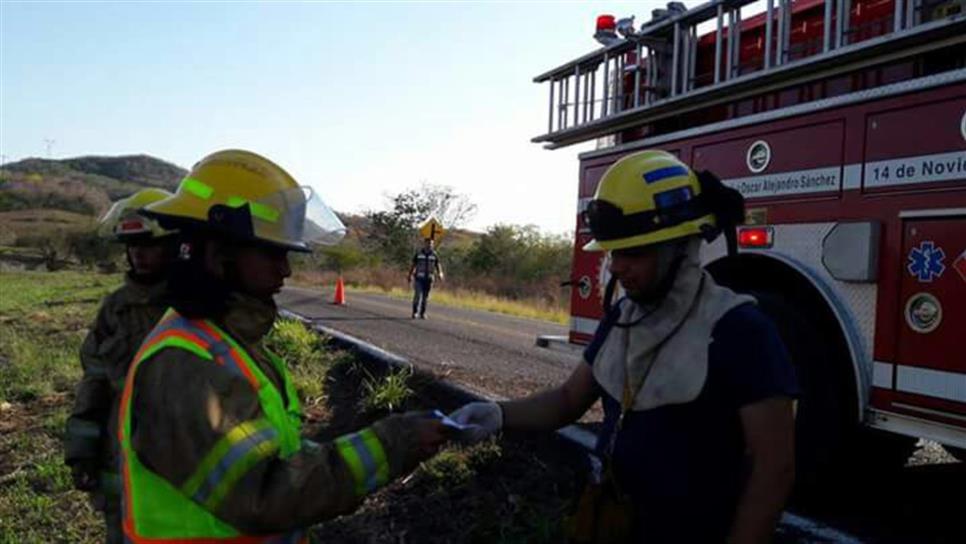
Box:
[419,217,446,241]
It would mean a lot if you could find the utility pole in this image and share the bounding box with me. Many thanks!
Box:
[43,138,55,159]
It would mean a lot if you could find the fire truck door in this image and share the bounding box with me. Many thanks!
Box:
[893,216,966,418]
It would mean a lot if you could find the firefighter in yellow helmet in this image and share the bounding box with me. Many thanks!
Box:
[118,149,450,542]
[65,188,179,543]
[451,150,798,543]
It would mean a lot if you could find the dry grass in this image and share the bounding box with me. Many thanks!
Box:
[292,270,568,325]
[0,209,95,242]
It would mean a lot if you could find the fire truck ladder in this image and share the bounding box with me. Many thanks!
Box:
[533,0,966,149]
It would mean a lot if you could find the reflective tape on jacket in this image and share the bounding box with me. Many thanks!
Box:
[181,419,281,511]
[334,428,390,496]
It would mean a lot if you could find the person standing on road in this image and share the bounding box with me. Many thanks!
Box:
[118,149,450,542]
[408,237,443,319]
[450,150,798,544]
[65,188,179,543]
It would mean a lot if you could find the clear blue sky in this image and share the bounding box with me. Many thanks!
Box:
[2,0,661,234]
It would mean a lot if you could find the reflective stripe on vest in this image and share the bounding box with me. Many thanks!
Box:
[119,310,305,543]
[137,315,258,388]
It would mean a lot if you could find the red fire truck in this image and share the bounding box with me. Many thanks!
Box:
[533,0,965,476]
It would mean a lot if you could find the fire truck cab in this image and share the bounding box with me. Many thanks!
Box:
[533,0,966,477]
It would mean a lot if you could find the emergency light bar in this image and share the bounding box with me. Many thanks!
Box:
[596,14,616,32]
[738,226,774,248]
[594,14,620,47]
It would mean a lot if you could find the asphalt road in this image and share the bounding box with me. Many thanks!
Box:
[279,284,965,543]
[277,285,582,400]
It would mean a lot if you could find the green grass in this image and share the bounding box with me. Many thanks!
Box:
[0,275,357,543]
[421,439,502,489]
[265,318,328,366]
[0,465,103,543]
[0,270,119,543]
[265,317,352,407]
[355,284,568,324]
[361,365,413,413]
[0,271,119,403]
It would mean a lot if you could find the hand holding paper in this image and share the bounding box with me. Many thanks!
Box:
[447,402,503,444]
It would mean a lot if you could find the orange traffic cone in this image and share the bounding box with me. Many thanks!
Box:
[332,276,346,305]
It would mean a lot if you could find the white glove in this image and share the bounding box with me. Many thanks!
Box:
[448,401,502,443]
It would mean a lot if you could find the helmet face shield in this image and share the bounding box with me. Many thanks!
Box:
[241,186,346,251]
[302,187,347,246]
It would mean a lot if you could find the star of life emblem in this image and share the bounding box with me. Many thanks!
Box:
[907,241,946,283]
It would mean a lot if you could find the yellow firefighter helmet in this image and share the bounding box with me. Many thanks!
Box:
[582,149,722,252]
[99,188,176,242]
[143,149,346,252]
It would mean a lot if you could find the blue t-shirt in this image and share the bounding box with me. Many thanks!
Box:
[583,300,799,543]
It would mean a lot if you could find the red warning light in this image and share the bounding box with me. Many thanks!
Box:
[738,227,774,248]
[597,14,616,31]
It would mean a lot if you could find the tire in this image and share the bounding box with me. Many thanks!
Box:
[749,291,916,492]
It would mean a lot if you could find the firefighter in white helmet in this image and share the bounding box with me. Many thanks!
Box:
[117,149,449,542]
[451,150,798,544]
[65,188,179,543]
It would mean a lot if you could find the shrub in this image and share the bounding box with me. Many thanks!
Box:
[66,229,122,268]
[265,318,327,368]
[264,318,351,406]
[421,448,475,487]
[361,365,413,413]
[421,440,502,489]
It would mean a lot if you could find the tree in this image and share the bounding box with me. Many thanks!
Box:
[364,208,419,267]
[417,183,477,229]
[313,241,367,273]
[364,184,477,267]
[465,224,572,298]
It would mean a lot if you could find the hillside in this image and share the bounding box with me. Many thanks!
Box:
[0,155,186,216]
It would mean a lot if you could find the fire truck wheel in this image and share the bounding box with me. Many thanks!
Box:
[751,292,916,488]
[748,290,851,490]
[749,291,914,492]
